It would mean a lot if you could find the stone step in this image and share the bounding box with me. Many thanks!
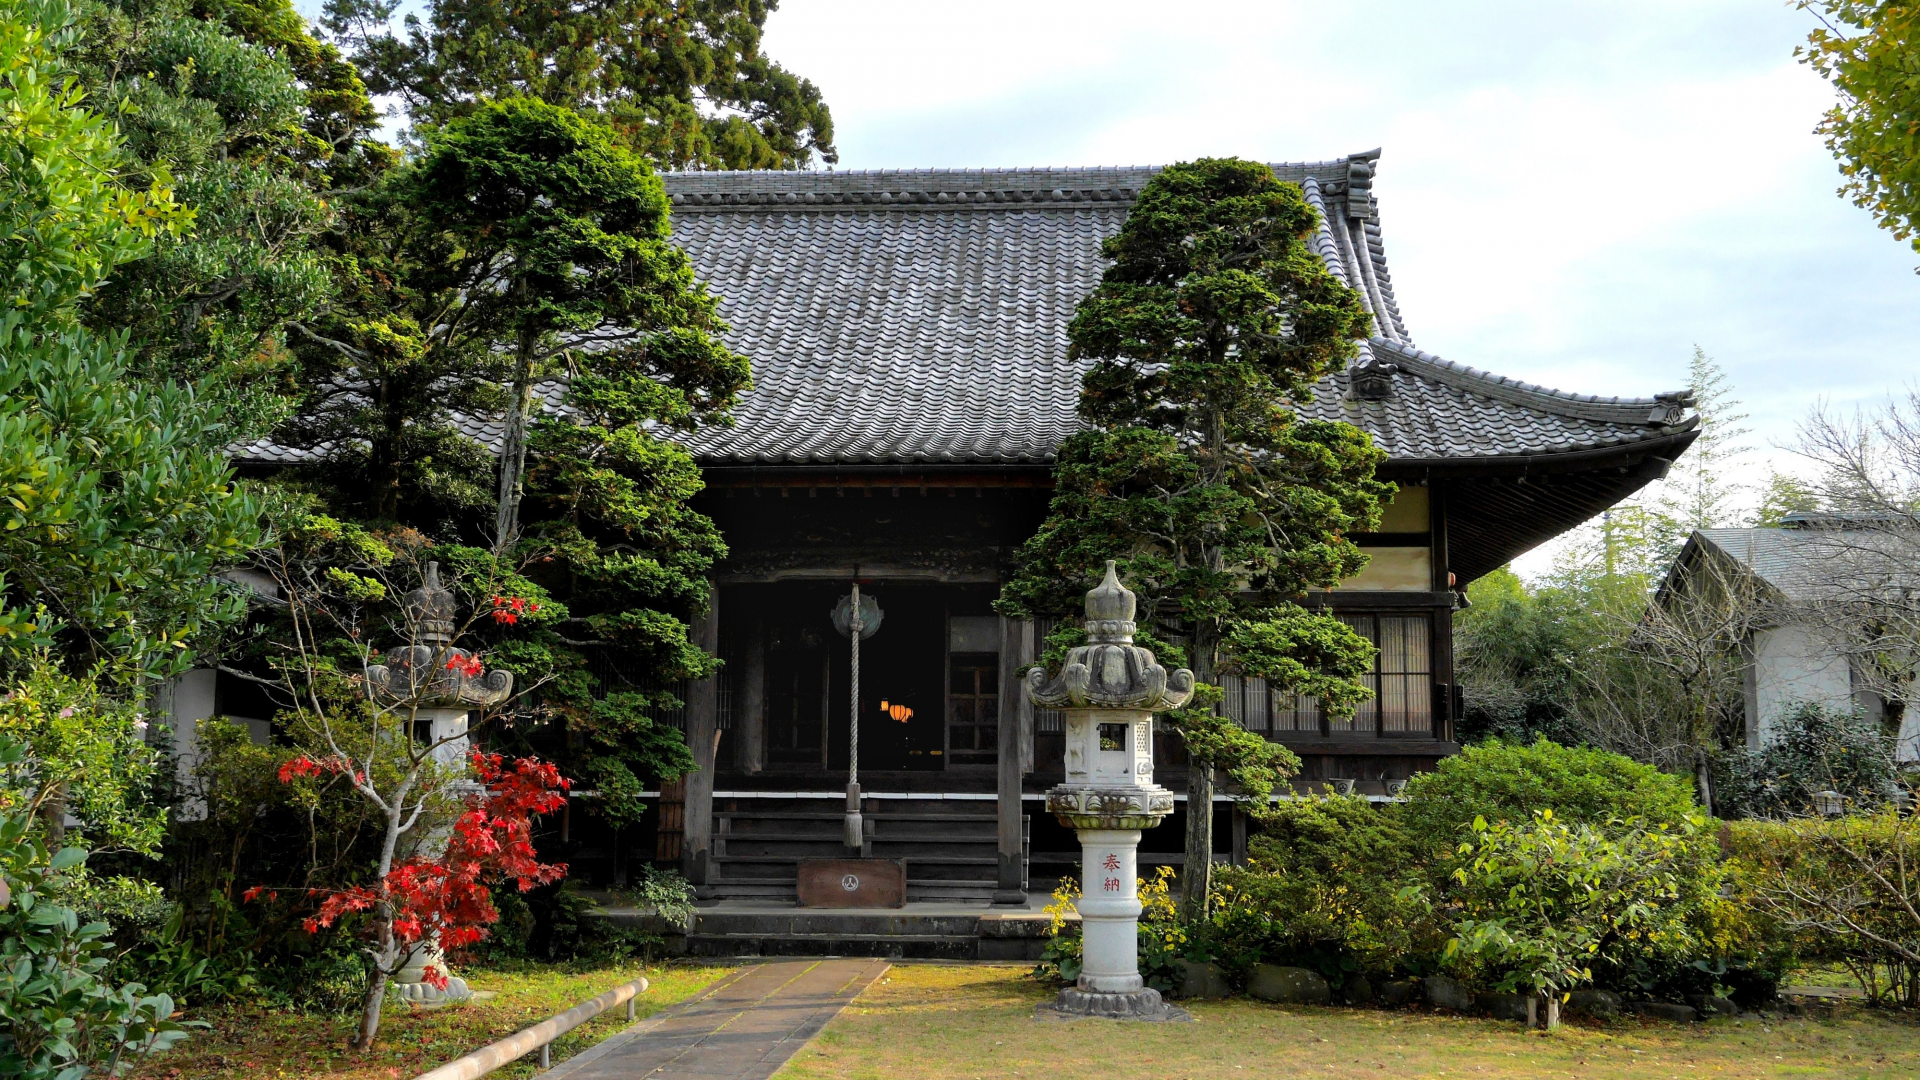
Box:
[595,904,1056,961]
[686,932,983,960]
[698,911,986,936]
[714,852,1001,866]
[717,832,1002,846]
[715,811,1001,823]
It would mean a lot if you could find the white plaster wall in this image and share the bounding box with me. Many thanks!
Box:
[1897,706,1920,764]
[153,669,271,819]
[1337,547,1431,592]
[1749,624,1855,747]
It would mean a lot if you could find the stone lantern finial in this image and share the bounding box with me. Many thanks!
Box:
[1085,561,1136,641]
[403,560,457,645]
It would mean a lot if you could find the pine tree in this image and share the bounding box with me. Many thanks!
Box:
[321,0,833,169]
[998,159,1390,916]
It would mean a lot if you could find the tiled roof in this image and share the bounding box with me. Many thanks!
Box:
[1690,519,1920,603]
[234,153,1696,468]
[665,154,1694,466]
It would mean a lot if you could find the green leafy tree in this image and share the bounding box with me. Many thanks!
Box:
[1798,2,1920,259]
[998,158,1390,916]
[323,0,834,169]
[404,96,749,544]
[1452,569,1599,746]
[1648,346,1748,564]
[1444,809,1715,1027]
[276,99,745,818]
[1753,471,1821,526]
[0,0,259,685]
[0,799,199,1078]
[0,663,168,854]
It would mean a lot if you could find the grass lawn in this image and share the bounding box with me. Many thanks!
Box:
[777,964,1920,1080]
[130,959,734,1080]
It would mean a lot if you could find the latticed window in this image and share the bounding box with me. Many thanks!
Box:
[1341,614,1432,735]
[1223,614,1434,738]
[948,654,999,765]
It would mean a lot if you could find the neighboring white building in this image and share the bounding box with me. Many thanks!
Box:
[153,569,282,784]
[1669,515,1919,762]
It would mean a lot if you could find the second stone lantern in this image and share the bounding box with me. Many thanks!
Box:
[1026,562,1194,1019]
[364,561,513,1004]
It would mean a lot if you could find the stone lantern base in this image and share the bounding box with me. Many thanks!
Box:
[1041,986,1189,1021]
[1040,797,1189,1022]
[390,942,474,1006]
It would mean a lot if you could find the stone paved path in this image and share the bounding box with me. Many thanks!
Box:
[544,959,888,1080]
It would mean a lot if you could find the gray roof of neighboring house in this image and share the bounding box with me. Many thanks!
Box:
[1688,518,1920,603]
[234,152,1698,469]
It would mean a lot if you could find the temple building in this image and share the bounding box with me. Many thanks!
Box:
[649,153,1698,901]
[215,152,1698,903]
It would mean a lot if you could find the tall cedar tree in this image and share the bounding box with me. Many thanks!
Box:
[322,0,834,169]
[283,98,748,824]
[998,159,1391,915]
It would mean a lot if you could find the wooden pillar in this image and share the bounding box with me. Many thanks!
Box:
[683,589,720,888]
[995,616,1034,904]
[1429,481,1455,743]
[736,618,766,774]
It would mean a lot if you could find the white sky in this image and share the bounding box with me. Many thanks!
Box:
[313,0,1920,577]
[755,0,1920,575]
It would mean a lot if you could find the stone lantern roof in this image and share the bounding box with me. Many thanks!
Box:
[365,562,513,709]
[1025,563,1194,713]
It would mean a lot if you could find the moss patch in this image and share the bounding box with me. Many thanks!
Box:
[131,960,732,1080]
[778,964,1920,1080]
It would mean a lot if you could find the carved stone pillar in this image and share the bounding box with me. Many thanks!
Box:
[1027,563,1191,1020]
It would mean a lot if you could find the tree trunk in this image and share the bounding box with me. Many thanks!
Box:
[370,375,405,521]
[1694,744,1715,816]
[1182,762,1214,919]
[351,911,395,1051]
[40,782,66,850]
[352,964,390,1051]
[1546,994,1561,1030]
[1180,622,1217,920]
[493,304,538,548]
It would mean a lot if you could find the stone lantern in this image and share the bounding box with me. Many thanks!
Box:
[1026,562,1193,1019]
[364,561,513,1004]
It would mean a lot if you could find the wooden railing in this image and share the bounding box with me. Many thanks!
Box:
[412,976,648,1080]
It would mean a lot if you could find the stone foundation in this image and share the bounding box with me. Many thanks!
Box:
[1039,986,1190,1021]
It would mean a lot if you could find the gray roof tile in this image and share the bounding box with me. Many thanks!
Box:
[236,153,1695,468]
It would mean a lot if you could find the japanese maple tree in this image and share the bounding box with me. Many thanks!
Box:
[274,752,567,1007]
[244,520,565,1049]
